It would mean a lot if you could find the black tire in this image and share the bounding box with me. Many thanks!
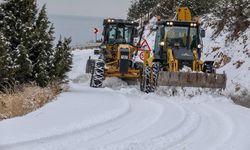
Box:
[151,62,160,92]
[140,64,152,93]
[90,60,105,88]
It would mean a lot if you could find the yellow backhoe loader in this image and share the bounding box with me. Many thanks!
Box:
[86,18,142,88]
[141,7,227,93]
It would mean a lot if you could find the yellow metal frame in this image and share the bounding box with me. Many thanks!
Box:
[178,7,192,21]
[167,49,178,72]
[103,44,141,79]
[143,50,150,65]
[105,68,140,78]
[192,49,204,71]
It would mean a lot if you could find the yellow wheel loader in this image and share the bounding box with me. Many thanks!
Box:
[86,18,142,88]
[141,7,227,93]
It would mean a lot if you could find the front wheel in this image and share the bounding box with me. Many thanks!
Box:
[90,60,105,88]
[151,62,160,92]
[140,64,152,93]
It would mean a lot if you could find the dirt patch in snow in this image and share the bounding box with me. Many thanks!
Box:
[229,87,250,108]
[214,53,231,68]
[233,60,245,69]
[232,96,250,108]
[0,83,60,120]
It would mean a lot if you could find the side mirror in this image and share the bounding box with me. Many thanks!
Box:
[200,29,206,38]
[94,49,100,55]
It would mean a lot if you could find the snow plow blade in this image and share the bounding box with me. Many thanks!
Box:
[158,71,227,89]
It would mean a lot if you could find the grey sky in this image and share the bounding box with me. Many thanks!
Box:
[37,0,131,18]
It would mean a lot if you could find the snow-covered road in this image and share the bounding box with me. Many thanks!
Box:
[1,50,250,150]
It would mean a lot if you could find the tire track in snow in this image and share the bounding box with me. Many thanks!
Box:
[167,102,234,150]
[0,87,165,150]
[0,86,132,150]
[97,101,201,150]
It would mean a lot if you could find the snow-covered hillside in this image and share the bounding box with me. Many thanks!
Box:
[1,50,250,150]
[202,22,250,98]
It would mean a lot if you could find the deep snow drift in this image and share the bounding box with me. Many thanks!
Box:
[1,50,250,150]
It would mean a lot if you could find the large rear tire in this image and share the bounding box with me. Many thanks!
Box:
[140,64,152,93]
[151,62,160,92]
[90,60,105,88]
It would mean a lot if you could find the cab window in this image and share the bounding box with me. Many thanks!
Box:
[165,26,189,48]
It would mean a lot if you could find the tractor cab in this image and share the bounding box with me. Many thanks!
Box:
[154,21,205,65]
[102,19,139,46]
[99,19,139,62]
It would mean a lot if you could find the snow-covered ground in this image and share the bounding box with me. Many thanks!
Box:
[202,24,250,97]
[1,50,250,150]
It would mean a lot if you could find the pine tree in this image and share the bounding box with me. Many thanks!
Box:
[31,4,54,87]
[51,37,72,83]
[0,0,37,84]
[153,0,177,19]
[127,0,140,20]
[15,43,32,84]
[0,0,73,89]
[0,33,13,88]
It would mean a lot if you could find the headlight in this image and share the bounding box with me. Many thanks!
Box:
[190,23,197,27]
[108,19,111,23]
[198,44,202,48]
[166,22,173,26]
[160,42,165,46]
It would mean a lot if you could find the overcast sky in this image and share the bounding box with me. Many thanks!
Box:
[37,0,131,18]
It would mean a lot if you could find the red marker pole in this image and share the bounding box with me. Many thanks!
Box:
[94,28,99,42]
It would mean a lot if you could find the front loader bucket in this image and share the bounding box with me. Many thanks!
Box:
[158,71,227,89]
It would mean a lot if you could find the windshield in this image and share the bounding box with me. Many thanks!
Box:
[107,25,133,44]
[164,26,198,49]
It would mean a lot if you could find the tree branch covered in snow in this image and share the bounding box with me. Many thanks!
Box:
[0,0,72,90]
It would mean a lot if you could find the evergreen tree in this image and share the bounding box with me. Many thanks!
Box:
[0,0,37,84]
[31,4,54,87]
[0,32,13,87]
[127,0,159,20]
[15,43,32,84]
[152,0,177,19]
[127,0,140,20]
[212,0,250,38]
[51,37,72,83]
[189,0,216,15]
[0,0,75,89]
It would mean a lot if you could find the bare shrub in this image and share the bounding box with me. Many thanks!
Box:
[0,83,60,120]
